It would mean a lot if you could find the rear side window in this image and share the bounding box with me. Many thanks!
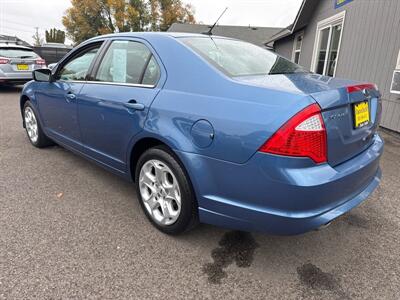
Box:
[95,40,159,85]
[142,56,160,86]
[182,37,306,77]
[0,47,38,59]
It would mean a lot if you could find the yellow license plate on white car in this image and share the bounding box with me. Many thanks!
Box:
[17,64,29,70]
[353,101,370,128]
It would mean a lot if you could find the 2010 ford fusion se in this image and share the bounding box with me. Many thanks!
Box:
[20,32,383,235]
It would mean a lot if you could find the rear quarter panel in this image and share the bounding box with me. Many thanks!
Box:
[144,35,315,163]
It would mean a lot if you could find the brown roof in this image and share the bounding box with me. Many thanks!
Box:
[168,23,283,48]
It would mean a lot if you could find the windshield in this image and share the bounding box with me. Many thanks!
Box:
[0,47,38,59]
[182,37,306,77]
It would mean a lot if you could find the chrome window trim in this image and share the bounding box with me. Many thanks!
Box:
[58,79,156,89]
[87,80,156,89]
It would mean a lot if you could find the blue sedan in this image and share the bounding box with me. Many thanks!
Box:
[20,32,383,235]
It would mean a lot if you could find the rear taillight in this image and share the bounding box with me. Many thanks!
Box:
[0,57,10,64]
[347,83,377,93]
[35,58,46,65]
[259,103,327,164]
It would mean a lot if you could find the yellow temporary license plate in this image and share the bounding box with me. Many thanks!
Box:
[353,101,370,128]
[17,64,29,70]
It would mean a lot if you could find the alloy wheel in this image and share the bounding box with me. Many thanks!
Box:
[139,159,181,225]
[24,106,39,143]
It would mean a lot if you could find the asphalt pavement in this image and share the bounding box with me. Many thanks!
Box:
[1,86,399,299]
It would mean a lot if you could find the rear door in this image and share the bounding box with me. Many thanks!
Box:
[36,42,103,148]
[78,38,164,171]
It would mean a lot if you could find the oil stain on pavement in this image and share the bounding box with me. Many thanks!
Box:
[202,231,259,284]
[341,213,370,229]
[297,263,349,298]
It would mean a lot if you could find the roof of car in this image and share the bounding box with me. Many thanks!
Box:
[87,31,234,42]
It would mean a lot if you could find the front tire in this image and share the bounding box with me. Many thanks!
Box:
[135,146,198,235]
[23,101,53,148]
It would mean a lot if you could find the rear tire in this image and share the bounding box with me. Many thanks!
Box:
[135,146,198,235]
[23,101,54,148]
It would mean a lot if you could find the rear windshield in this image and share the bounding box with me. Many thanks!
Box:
[0,47,38,59]
[182,37,306,77]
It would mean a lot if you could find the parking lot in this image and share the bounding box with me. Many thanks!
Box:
[1,86,399,299]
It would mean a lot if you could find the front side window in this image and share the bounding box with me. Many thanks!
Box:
[58,45,101,81]
[182,37,306,77]
[312,11,345,76]
[95,40,158,85]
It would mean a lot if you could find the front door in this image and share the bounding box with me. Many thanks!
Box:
[37,44,102,148]
[78,39,163,171]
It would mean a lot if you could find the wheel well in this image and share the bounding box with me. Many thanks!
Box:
[129,137,199,212]
[130,137,166,181]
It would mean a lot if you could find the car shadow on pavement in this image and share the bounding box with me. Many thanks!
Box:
[0,85,23,93]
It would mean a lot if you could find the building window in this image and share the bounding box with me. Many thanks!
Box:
[311,11,346,76]
[292,32,303,64]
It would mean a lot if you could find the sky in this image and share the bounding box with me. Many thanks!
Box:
[0,0,302,45]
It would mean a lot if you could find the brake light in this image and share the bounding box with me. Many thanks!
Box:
[347,83,377,93]
[35,58,46,65]
[259,103,327,164]
[0,57,10,64]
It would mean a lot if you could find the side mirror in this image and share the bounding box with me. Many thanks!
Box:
[33,69,52,82]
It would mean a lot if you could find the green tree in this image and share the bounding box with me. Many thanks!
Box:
[45,28,66,43]
[154,0,195,31]
[129,0,150,32]
[62,0,112,44]
[62,0,195,44]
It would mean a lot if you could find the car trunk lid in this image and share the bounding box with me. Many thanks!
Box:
[310,83,381,166]
[235,73,382,166]
[9,57,37,72]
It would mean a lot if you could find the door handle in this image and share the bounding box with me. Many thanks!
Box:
[65,92,76,102]
[123,100,145,111]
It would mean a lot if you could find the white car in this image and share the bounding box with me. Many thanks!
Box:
[0,44,46,85]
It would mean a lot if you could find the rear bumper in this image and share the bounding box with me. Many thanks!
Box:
[0,70,32,84]
[198,168,381,235]
[176,134,384,235]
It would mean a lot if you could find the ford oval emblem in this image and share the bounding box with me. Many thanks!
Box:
[362,88,371,98]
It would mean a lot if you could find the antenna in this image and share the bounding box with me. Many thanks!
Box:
[203,7,228,35]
